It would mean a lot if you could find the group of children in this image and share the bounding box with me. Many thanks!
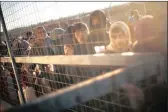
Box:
[0,8,167,112]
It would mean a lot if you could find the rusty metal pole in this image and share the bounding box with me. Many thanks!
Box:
[0,3,26,104]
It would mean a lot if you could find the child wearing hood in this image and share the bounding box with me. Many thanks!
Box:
[93,22,133,80]
[105,21,133,53]
[87,10,110,54]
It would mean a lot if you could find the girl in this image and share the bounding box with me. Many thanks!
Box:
[106,21,133,53]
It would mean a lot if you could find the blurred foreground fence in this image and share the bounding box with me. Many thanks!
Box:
[0,53,167,112]
[0,1,167,112]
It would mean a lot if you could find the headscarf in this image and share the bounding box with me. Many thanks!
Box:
[87,10,109,53]
[106,21,132,53]
[89,10,107,31]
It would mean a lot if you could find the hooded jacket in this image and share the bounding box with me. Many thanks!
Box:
[87,10,110,54]
[106,21,132,53]
[89,10,107,31]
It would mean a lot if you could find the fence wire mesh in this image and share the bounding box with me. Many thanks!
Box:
[0,1,167,112]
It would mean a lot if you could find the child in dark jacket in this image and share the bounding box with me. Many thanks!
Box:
[87,10,110,54]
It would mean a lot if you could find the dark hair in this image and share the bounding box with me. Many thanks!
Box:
[89,10,106,30]
[74,22,88,32]
[73,22,89,43]
[65,25,75,35]
[63,25,75,45]
[26,31,33,38]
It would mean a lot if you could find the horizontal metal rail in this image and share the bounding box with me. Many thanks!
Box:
[4,57,166,112]
[0,52,164,66]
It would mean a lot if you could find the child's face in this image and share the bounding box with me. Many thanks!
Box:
[64,44,74,55]
[92,16,100,26]
[110,31,129,51]
[111,31,127,41]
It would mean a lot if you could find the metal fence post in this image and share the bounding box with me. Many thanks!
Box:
[0,3,26,104]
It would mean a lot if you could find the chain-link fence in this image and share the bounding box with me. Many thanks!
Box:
[0,1,167,112]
